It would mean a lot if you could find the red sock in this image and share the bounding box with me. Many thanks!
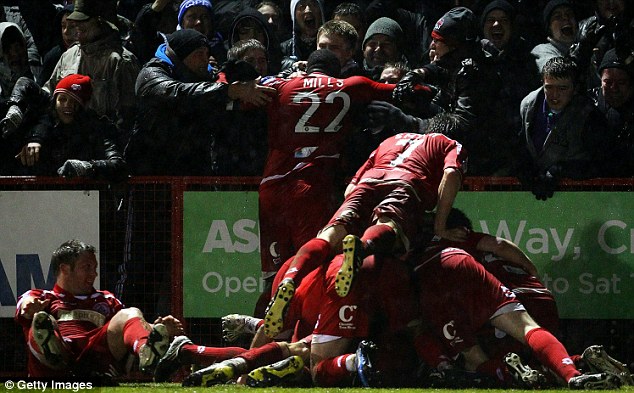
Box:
[570,354,583,368]
[361,224,397,255]
[238,342,284,369]
[122,317,151,355]
[476,358,512,383]
[313,355,353,387]
[179,344,246,366]
[525,327,580,382]
[282,238,331,284]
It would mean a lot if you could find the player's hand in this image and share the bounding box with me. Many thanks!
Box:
[15,142,41,166]
[288,70,307,78]
[155,315,185,337]
[367,100,416,132]
[20,297,50,320]
[435,226,469,242]
[292,60,307,72]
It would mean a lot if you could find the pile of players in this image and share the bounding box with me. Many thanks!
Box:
[168,131,632,390]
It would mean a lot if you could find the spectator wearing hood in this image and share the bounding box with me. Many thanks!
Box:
[0,4,42,75]
[362,17,408,81]
[227,7,283,75]
[280,0,325,69]
[257,1,287,41]
[0,22,39,95]
[588,48,634,177]
[531,0,579,73]
[42,0,140,148]
[0,22,41,175]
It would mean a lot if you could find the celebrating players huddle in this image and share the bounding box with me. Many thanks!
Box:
[15,53,634,390]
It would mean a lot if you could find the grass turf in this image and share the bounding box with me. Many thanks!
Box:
[48,383,632,393]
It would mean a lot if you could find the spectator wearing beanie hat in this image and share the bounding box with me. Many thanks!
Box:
[480,0,516,51]
[531,0,578,72]
[478,0,541,142]
[54,74,92,106]
[164,29,212,78]
[588,48,634,176]
[369,6,517,175]
[53,74,92,124]
[362,17,407,80]
[431,7,477,49]
[596,48,633,110]
[6,75,127,180]
[125,25,275,176]
[177,0,227,65]
[362,1,433,68]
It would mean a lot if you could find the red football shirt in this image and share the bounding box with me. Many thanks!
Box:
[16,284,123,338]
[260,72,395,183]
[351,132,467,209]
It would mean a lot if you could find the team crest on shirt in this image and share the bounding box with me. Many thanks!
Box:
[338,305,357,330]
[93,302,111,316]
[442,320,464,347]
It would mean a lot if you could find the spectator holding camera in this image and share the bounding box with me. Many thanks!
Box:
[577,0,630,82]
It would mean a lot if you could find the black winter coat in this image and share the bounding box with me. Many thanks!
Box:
[125,54,231,175]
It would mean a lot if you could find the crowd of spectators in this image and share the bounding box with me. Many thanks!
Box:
[0,0,631,197]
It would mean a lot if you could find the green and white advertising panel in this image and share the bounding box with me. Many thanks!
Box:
[183,190,634,319]
[184,191,262,317]
[455,192,634,319]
